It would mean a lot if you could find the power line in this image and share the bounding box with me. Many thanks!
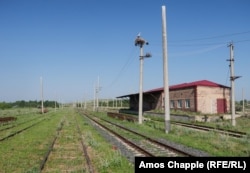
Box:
[149,30,250,47]
[169,30,250,42]
[168,38,250,47]
[105,46,137,88]
[225,66,230,87]
[150,38,250,58]
[234,39,250,44]
[169,43,226,57]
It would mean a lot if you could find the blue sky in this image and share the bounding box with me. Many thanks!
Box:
[0,0,249,103]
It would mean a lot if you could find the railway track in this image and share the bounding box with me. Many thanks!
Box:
[81,111,201,160]
[172,121,247,138]
[40,114,95,173]
[107,112,248,138]
[0,115,42,132]
[99,118,192,157]
[0,117,46,142]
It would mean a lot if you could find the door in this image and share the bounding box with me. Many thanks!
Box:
[217,98,226,114]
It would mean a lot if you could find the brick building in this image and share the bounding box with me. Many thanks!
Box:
[117,80,231,114]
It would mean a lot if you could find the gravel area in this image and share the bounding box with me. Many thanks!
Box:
[84,116,211,164]
[85,117,137,163]
[156,138,211,157]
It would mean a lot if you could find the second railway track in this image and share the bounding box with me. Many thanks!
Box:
[79,111,210,163]
[106,112,248,138]
[40,114,95,173]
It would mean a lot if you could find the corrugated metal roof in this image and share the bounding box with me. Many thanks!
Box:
[117,80,230,98]
[169,80,230,90]
[144,87,163,93]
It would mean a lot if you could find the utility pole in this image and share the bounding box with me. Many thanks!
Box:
[93,83,96,111]
[135,34,151,124]
[96,76,100,111]
[242,88,245,115]
[54,92,57,112]
[93,76,101,112]
[162,5,170,133]
[40,76,44,114]
[84,99,87,109]
[54,100,56,111]
[227,42,241,126]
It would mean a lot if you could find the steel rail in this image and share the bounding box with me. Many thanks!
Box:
[0,119,45,142]
[83,113,155,157]
[172,121,247,138]
[39,120,64,172]
[107,112,247,138]
[75,116,95,173]
[100,117,195,157]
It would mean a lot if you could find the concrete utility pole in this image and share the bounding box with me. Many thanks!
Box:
[96,76,101,111]
[227,42,241,126]
[135,33,151,124]
[54,100,56,111]
[93,83,96,111]
[162,5,170,133]
[84,99,87,109]
[96,76,99,111]
[40,76,44,114]
[93,76,101,112]
[242,88,245,115]
[54,92,57,111]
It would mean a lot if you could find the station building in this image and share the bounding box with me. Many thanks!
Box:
[117,80,231,114]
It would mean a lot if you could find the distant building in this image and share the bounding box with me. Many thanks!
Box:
[117,80,231,114]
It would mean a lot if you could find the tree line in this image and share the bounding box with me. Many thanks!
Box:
[235,100,250,111]
[0,100,59,110]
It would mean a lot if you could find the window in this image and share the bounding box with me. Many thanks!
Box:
[177,100,182,108]
[170,100,175,108]
[185,99,190,108]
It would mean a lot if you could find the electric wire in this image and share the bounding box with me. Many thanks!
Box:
[225,66,230,87]
[150,30,250,47]
[169,43,226,57]
[102,46,137,93]
[101,31,249,98]
[169,30,250,42]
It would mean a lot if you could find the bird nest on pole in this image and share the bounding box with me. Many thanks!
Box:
[135,36,148,47]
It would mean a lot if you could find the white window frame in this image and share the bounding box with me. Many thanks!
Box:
[177,100,182,108]
[185,99,190,108]
[170,100,175,108]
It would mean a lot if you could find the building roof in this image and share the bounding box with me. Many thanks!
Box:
[117,80,230,98]
[169,80,230,90]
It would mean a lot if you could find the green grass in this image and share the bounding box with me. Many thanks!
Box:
[0,110,64,172]
[77,111,134,173]
[93,110,250,157]
[1,107,248,173]
[0,108,134,173]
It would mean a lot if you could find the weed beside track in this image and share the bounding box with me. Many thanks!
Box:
[0,108,133,173]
